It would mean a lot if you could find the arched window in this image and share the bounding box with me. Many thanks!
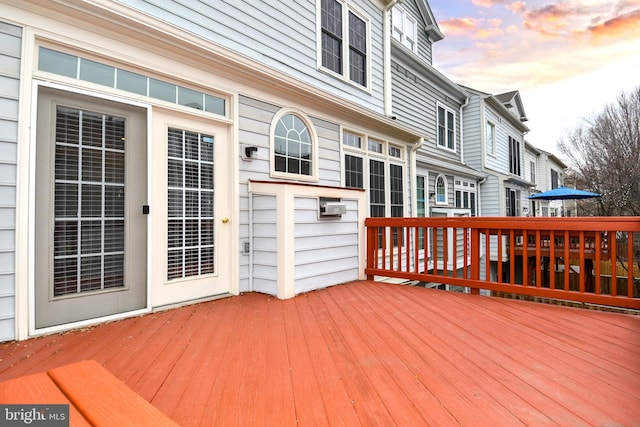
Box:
[271,110,317,180]
[435,174,447,204]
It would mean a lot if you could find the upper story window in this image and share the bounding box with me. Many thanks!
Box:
[392,7,417,52]
[551,169,559,189]
[530,160,536,184]
[485,121,495,156]
[437,105,455,151]
[271,110,317,180]
[508,136,521,176]
[319,0,370,88]
[435,174,447,205]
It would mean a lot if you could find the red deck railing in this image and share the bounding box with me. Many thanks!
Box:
[365,216,640,309]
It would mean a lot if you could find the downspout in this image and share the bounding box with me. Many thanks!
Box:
[459,95,469,164]
[410,137,425,217]
[383,0,400,117]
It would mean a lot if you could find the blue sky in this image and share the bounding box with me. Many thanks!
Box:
[427,0,640,155]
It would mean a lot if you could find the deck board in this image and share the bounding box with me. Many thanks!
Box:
[1,281,639,426]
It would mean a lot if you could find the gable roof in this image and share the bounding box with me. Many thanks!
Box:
[414,0,445,42]
[495,90,528,122]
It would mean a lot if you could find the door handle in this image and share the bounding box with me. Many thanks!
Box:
[222,217,229,224]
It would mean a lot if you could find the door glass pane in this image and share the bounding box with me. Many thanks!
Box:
[53,106,126,296]
[167,128,216,280]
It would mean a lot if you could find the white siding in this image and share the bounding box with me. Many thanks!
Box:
[118,0,386,113]
[0,21,20,341]
[238,95,342,292]
[251,195,278,296]
[462,96,482,168]
[294,198,359,294]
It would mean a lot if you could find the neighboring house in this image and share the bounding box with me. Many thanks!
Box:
[0,0,430,342]
[461,87,530,281]
[387,0,485,279]
[526,143,568,216]
[462,87,531,219]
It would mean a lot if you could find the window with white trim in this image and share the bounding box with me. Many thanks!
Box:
[392,6,417,52]
[437,105,455,150]
[271,110,317,180]
[454,179,477,216]
[435,174,447,205]
[167,128,215,280]
[343,131,405,220]
[530,160,536,184]
[508,136,521,176]
[505,188,521,217]
[485,121,495,155]
[319,0,370,88]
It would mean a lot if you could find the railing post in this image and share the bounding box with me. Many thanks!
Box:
[366,222,375,280]
[470,228,480,295]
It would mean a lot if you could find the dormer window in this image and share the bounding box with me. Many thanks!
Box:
[392,7,417,52]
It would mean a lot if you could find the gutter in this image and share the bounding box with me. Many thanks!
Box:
[383,0,400,117]
[459,95,469,165]
[410,137,426,217]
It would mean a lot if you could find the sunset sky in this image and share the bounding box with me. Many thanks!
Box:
[428,0,640,156]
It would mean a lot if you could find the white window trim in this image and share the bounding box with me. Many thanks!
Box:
[435,174,448,206]
[341,129,408,214]
[485,120,496,157]
[270,108,319,182]
[436,103,456,152]
[316,0,372,92]
[392,6,418,53]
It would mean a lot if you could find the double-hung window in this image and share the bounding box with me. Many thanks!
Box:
[392,7,417,52]
[437,105,455,150]
[485,121,495,155]
[320,0,369,88]
[508,136,521,175]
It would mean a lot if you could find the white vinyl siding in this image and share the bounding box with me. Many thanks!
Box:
[117,0,385,111]
[251,195,278,296]
[294,197,359,293]
[0,21,21,342]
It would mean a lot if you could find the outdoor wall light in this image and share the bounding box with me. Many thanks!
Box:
[243,145,258,160]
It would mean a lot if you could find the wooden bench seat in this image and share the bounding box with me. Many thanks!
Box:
[0,360,178,426]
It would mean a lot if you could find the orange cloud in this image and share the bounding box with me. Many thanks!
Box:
[588,10,640,43]
[473,27,505,39]
[472,0,511,7]
[508,2,526,14]
[439,18,479,36]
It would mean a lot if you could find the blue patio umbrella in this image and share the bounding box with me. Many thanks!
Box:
[528,186,601,200]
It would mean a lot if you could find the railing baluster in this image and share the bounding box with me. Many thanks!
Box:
[611,231,617,296]
[627,233,634,298]
[549,230,555,290]
[497,230,503,283]
[595,232,602,294]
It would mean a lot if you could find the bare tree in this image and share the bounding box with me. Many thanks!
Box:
[559,86,640,216]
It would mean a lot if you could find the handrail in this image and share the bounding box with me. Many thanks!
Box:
[365,217,640,309]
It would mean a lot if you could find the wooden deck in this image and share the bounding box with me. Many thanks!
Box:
[1,281,639,426]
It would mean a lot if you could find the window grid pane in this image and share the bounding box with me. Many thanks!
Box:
[53,106,126,296]
[273,114,313,176]
[167,128,216,280]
